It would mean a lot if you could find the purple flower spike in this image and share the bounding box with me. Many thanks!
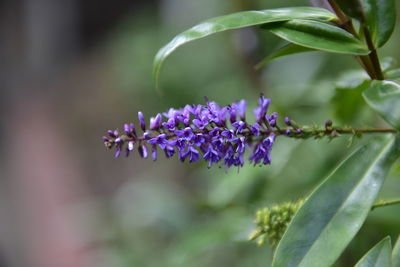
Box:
[104,96,283,169]
[138,112,146,131]
[150,114,162,130]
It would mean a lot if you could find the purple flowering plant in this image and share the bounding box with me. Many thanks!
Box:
[104,96,281,169]
[104,1,400,266]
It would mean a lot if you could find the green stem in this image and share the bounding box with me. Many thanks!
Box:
[362,25,384,80]
[326,0,379,80]
[371,199,400,210]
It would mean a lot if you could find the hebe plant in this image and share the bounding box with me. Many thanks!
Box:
[104,1,400,266]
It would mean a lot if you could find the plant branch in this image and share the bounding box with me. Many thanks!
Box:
[362,25,384,80]
[326,0,378,80]
[371,199,400,210]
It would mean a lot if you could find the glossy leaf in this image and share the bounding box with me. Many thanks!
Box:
[255,43,313,70]
[272,136,400,267]
[336,0,396,47]
[393,235,400,267]
[153,7,337,85]
[336,0,364,19]
[355,236,392,267]
[262,19,369,55]
[360,0,396,47]
[363,80,400,129]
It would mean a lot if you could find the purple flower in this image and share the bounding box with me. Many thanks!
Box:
[150,114,162,130]
[232,120,246,134]
[162,118,176,131]
[138,144,148,158]
[253,95,271,123]
[251,123,261,136]
[204,145,220,168]
[231,100,247,122]
[175,127,194,141]
[183,146,200,163]
[124,123,136,137]
[284,117,291,126]
[164,145,176,158]
[148,134,168,149]
[138,112,146,131]
[151,145,157,161]
[104,96,283,169]
[249,134,275,165]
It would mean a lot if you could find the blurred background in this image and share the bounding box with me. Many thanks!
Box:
[1,0,400,266]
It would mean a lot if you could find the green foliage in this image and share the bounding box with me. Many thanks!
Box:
[262,19,369,55]
[153,7,337,85]
[363,80,400,129]
[336,0,396,47]
[255,44,312,70]
[360,0,396,48]
[355,236,392,267]
[149,1,400,266]
[249,199,303,247]
[272,137,400,267]
[394,236,400,267]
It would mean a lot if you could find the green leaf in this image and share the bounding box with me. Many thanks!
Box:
[262,19,369,55]
[336,0,364,20]
[363,80,400,129]
[360,0,396,48]
[393,235,400,267]
[336,0,396,47]
[255,43,313,70]
[355,236,392,267]
[153,7,337,86]
[385,68,400,80]
[272,136,400,267]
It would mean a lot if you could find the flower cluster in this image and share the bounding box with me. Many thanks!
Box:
[103,96,285,169]
[249,199,304,247]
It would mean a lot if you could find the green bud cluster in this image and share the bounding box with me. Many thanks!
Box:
[249,199,303,248]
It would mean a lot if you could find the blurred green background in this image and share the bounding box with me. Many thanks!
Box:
[1,0,399,266]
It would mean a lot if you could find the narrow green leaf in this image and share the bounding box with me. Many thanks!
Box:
[272,136,400,267]
[355,236,392,267]
[363,80,400,129]
[262,19,369,55]
[255,44,313,70]
[360,0,396,47]
[393,235,400,267]
[153,7,337,86]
